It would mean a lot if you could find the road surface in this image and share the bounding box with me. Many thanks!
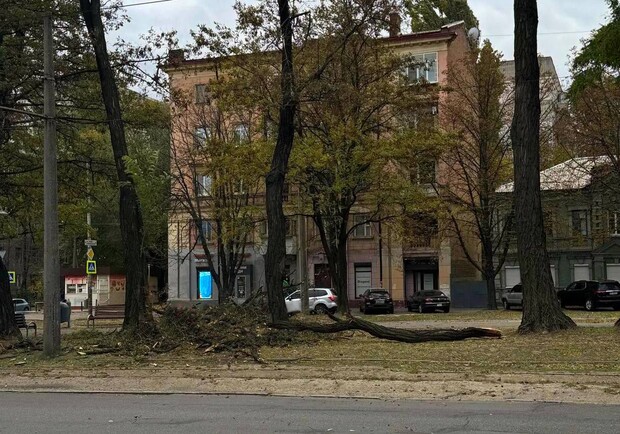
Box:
[1,392,619,433]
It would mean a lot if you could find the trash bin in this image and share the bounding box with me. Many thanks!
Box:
[60,301,71,328]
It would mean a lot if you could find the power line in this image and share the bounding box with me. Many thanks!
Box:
[111,0,176,9]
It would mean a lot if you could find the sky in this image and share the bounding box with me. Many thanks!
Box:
[116,0,612,89]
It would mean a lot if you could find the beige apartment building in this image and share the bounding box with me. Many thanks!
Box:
[165,19,479,307]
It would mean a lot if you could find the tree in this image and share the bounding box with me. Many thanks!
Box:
[569,0,620,98]
[406,0,479,32]
[168,77,268,301]
[79,0,151,330]
[291,0,428,313]
[511,0,575,333]
[439,40,513,310]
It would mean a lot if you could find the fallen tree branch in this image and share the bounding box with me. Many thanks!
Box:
[270,314,502,343]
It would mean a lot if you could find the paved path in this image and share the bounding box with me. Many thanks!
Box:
[1,392,619,433]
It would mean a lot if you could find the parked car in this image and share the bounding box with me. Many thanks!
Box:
[557,280,620,311]
[407,290,450,313]
[284,288,338,314]
[12,298,30,312]
[359,289,394,314]
[501,284,523,310]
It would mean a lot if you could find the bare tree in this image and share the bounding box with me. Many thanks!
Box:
[439,40,514,310]
[169,79,268,301]
[511,0,575,332]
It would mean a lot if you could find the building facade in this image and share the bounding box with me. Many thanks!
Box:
[497,157,620,289]
[165,20,477,306]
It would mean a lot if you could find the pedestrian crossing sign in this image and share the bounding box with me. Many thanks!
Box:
[8,271,16,284]
[86,260,97,275]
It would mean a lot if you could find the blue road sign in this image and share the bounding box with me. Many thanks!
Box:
[86,260,97,275]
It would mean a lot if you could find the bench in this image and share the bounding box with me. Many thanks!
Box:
[87,304,124,328]
[15,312,37,337]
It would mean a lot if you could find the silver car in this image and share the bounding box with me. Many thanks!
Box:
[13,298,30,312]
[285,288,338,314]
[502,284,523,310]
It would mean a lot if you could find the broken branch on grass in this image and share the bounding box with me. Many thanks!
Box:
[269,314,502,343]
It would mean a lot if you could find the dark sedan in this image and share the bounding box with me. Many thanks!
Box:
[359,289,394,314]
[557,280,620,311]
[407,290,450,313]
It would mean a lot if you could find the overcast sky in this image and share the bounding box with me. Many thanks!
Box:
[117,0,612,88]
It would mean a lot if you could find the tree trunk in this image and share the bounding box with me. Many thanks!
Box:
[270,315,502,343]
[511,0,575,333]
[331,237,349,314]
[482,244,497,310]
[264,0,295,322]
[79,0,150,330]
[0,257,20,338]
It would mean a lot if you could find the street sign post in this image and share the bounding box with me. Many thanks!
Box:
[8,271,16,284]
[86,260,97,275]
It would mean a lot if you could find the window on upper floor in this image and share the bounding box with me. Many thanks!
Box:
[195,84,211,105]
[609,211,620,236]
[571,209,588,236]
[198,219,213,242]
[285,217,297,237]
[194,125,211,148]
[411,159,436,185]
[352,214,373,238]
[195,174,212,197]
[404,52,438,84]
[233,124,250,144]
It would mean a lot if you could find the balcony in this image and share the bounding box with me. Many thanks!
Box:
[402,235,440,256]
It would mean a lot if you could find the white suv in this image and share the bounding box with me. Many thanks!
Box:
[285,288,338,314]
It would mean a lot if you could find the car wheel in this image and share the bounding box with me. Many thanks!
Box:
[24,307,29,311]
[443,307,450,313]
[558,297,565,308]
[585,298,595,311]
[502,299,510,310]
[614,305,620,311]
[407,305,413,312]
[418,304,424,314]
[314,304,328,315]
[359,305,364,313]
[388,307,394,314]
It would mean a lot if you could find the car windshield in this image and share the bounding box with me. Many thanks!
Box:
[421,291,444,297]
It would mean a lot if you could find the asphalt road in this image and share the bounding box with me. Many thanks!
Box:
[1,393,619,433]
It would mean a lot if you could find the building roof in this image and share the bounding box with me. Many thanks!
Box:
[496,156,612,193]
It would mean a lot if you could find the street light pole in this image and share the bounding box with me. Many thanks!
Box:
[43,14,61,356]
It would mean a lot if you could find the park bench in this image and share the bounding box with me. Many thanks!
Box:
[87,304,124,328]
[15,312,37,337]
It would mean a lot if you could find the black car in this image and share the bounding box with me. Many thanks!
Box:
[359,289,394,314]
[557,280,620,311]
[407,290,450,313]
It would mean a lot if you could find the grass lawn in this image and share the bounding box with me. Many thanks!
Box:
[357,308,620,324]
[260,326,620,375]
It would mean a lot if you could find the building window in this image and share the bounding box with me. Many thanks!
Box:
[411,159,436,185]
[571,210,588,236]
[354,264,372,297]
[233,124,250,144]
[66,284,76,294]
[194,126,210,148]
[285,217,297,237]
[196,174,212,197]
[198,220,213,242]
[405,52,438,84]
[352,214,372,238]
[195,84,211,105]
[609,211,620,236]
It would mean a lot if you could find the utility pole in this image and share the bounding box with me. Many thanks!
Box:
[43,14,61,356]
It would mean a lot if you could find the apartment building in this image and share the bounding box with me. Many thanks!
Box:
[165,19,477,306]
